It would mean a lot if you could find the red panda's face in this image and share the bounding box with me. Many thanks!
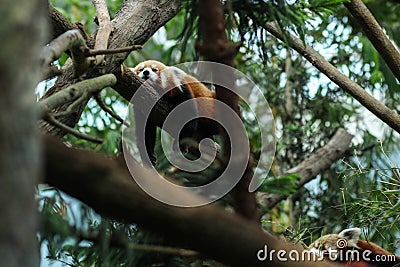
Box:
[132,60,167,81]
[308,228,361,259]
[308,228,400,266]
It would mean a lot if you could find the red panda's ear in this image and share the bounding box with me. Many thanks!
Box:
[338,227,361,243]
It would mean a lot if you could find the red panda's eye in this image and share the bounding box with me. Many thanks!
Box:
[152,68,158,72]
[138,68,144,72]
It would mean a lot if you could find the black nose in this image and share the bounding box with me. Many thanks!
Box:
[143,70,150,78]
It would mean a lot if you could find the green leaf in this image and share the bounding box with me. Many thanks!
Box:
[257,174,300,195]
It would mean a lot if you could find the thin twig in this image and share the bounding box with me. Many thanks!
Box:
[44,113,103,143]
[87,45,142,56]
[50,220,200,257]
[92,0,112,65]
[93,93,129,126]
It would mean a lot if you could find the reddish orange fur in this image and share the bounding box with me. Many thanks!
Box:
[180,76,215,118]
[131,60,218,165]
[308,228,400,267]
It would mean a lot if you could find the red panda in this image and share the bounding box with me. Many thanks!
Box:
[130,60,218,166]
[308,227,400,267]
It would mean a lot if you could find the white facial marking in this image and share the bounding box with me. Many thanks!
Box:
[136,66,158,80]
[338,228,361,248]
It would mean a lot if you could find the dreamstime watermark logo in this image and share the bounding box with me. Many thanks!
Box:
[257,239,399,263]
[257,245,325,262]
[122,61,276,207]
[336,238,348,249]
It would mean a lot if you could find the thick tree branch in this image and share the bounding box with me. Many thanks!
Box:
[259,128,353,209]
[264,22,400,134]
[47,3,94,47]
[43,136,336,267]
[92,0,112,65]
[108,0,181,70]
[344,0,400,82]
[42,65,62,80]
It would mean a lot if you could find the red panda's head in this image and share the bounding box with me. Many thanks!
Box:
[131,60,193,97]
[308,227,361,253]
[308,228,400,267]
[132,60,167,81]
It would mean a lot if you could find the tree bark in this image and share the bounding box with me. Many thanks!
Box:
[345,0,400,82]
[0,0,47,266]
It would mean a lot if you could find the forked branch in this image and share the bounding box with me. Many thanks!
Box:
[39,74,117,112]
[40,29,92,77]
[39,74,116,142]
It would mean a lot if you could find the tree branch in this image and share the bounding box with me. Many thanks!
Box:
[92,0,112,65]
[41,30,93,78]
[69,224,199,257]
[39,74,117,112]
[284,49,294,116]
[43,113,103,143]
[344,0,400,82]
[264,22,400,134]
[93,93,127,126]
[87,45,142,56]
[43,135,336,267]
[259,128,353,209]
[42,65,62,80]
[108,0,181,70]
[47,3,93,46]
